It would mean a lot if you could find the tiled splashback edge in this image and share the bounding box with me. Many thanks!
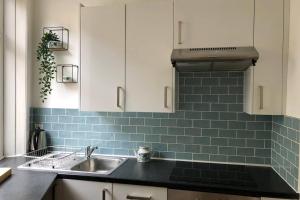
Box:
[272,115,300,190]
[30,107,272,165]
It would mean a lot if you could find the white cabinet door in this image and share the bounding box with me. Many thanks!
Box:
[174,0,254,48]
[113,184,167,200]
[244,0,284,115]
[80,5,125,112]
[55,179,112,200]
[126,0,174,113]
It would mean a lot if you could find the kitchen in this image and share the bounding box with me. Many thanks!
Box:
[0,0,300,199]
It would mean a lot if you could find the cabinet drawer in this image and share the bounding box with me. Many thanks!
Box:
[168,189,260,200]
[113,184,167,200]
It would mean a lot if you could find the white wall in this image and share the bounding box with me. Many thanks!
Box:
[286,0,300,119]
[31,0,81,108]
[30,0,140,109]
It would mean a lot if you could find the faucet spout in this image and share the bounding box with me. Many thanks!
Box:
[85,146,98,158]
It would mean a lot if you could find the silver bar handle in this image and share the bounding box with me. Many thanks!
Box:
[164,86,169,108]
[259,86,264,110]
[178,21,183,45]
[126,195,152,200]
[102,188,109,200]
[117,87,122,108]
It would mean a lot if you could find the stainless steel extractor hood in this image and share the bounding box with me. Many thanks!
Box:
[171,47,259,72]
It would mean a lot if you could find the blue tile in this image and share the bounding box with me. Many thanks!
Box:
[202,129,218,137]
[137,126,152,134]
[193,137,210,145]
[237,148,254,156]
[177,119,192,127]
[152,143,167,151]
[152,127,167,135]
[193,154,209,161]
[193,103,210,111]
[220,112,237,120]
[176,152,193,160]
[211,121,228,129]
[219,95,236,103]
[66,109,80,116]
[161,119,177,127]
[210,155,227,162]
[219,147,236,155]
[73,117,85,123]
[52,108,66,115]
[130,134,144,142]
[228,121,246,130]
[181,147,198,157]
[115,118,130,125]
[161,136,176,143]
[59,116,72,123]
[185,128,202,136]
[46,116,58,123]
[130,118,145,126]
[219,130,236,138]
[122,112,137,118]
[202,112,219,120]
[211,104,227,111]
[201,146,218,154]
[145,135,160,142]
[211,87,228,94]
[38,108,52,115]
[168,127,184,136]
[159,152,175,159]
[177,136,193,144]
[86,117,100,124]
[193,87,210,94]
[185,112,202,119]
[145,119,160,126]
[168,144,184,152]
[202,95,218,103]
[211,138,228,146]
[122,126,137,133]
[194,120,210,128]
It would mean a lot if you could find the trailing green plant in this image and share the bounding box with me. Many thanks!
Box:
[36,31,59,103]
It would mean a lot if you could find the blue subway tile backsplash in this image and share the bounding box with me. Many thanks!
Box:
[30,72,300,190]
[30,71,273,166]
[272,115,300,190]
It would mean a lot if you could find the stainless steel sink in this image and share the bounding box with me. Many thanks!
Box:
[70,156,127,174]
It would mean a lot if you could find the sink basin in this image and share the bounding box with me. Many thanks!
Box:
[70,156,127,174]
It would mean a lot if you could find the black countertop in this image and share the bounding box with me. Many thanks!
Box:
[0,157,298,200]
[0,157,57,200]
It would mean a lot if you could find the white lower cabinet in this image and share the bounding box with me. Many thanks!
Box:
[53,180,290,200]
[54,180,166,200]
[113,184,167,200]
[55,179,112,200]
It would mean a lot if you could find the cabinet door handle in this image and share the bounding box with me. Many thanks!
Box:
[164,86,169,108]
[259,86,264,110]
[178,21,183,45]
[102,188,109,200]
[126,195,152,200]
[117,86,122,108]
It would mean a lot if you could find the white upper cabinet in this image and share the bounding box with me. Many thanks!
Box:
[80,4,126,112]
[244,0,284,115]
[174,0,254,48]
[126,0,174,112]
